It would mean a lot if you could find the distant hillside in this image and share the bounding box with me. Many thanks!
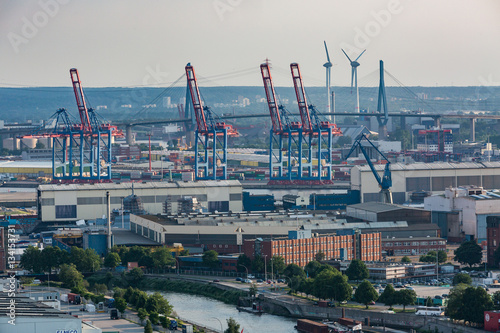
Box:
[0,86,499,123]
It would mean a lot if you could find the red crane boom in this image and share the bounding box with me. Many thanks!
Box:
[290,63,313,134]
[260,63,283,134]
[70,68,92,132]
[185,64,208,134]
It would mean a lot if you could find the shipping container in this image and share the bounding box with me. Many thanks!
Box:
[296,319,328,333]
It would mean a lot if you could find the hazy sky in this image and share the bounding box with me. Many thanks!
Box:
[1,0,499,87]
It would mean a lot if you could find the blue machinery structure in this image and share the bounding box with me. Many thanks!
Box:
[345,133,393,203]
[51,69,121,181]
[185,64,238,180]
[260,62,342,183]
[23,69,121,181]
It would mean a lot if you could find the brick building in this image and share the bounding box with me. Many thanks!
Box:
[382,237,446,257]
[487,216,500,267]
[243,230,381,267]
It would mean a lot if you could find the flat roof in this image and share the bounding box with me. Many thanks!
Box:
[355,161,500,172]
[381,236,444,242]
[0,292,79,319]
[347,202,426,213]
[113,229,161,246]
[39,180,242,191]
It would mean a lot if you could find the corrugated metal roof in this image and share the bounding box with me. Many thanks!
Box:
[348,202,425,213]
[0,161,52,168]
[355,161,500,172]
[38,180,242,191]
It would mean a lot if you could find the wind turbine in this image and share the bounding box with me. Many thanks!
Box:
[341,48,366,113]
[323,41,333,121]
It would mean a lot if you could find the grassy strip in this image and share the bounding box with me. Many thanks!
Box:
[141,278,248,305]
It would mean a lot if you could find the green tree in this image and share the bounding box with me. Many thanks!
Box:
[225,317,240,333]
[448,286,493,325]
[331,273,353,304]
[249,283,258,298]
[115,297,127,316]
[346,259,369,282]
[313,269,337,300]
[149,311,159,325]
[159,316,170,329]
[59,263,84,289]
[151,247,174,268]
[137,308,148,325]
[420,250,447,264]
[145,292,173,316]
[315,251,326,261]
[388,128,411,149]
[401,256,411,263]
[42,246,68,272]
[425,296,433,307]
[283,263,306,279]
[202,250,219,269]
[269,256,286,277]
[354,280,378,308]
[394,289,417,311]
[299,278,315,298]
[378,284,396,309]
[251,255,265,273]
[453,272,472,285]
[454,240,482,267]
[20,246,44,273]
[126,267,144,288]
[70,247,102,272]
[492,291,500,310]
[237,254,252,274]
[304,261,322,279]
[104,252,121,269]
[144,319,153,333]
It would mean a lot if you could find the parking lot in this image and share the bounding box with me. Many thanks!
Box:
[63,303,154,333]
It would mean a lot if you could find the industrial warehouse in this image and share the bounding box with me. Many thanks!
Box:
[37,180,243,222]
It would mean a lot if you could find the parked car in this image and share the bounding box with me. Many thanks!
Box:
[213,279,220,282]
[247,274,255,279]
[256,279,264,283]
[369,301,376,305]
[236,277,242,282]
[434,295,443,299]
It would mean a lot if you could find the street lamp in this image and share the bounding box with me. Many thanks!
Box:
[263,255,267,281]
[175,257,180,275]
[238,264,249,279]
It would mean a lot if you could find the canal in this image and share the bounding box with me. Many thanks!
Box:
[157,291,297,332]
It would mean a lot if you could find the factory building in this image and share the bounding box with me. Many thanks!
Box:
[425,186,500,241]
[346,202,431,224]
[130,211,406,256]
[351,161,500,204]
[0,292,100,333]
[37,180,243,222]
[381,236,446,256]
[244,229,381,267]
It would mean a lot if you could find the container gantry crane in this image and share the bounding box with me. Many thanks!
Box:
[185,63,238,180]
[51,68,122,181]
[260,62,303,180]
[345,133,393,203]
[290,63,342,182]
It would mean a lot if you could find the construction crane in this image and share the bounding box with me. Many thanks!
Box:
[185,63,238,180]
[260,62,302,181]
[345,134,393,203]
[290,63,342,182]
